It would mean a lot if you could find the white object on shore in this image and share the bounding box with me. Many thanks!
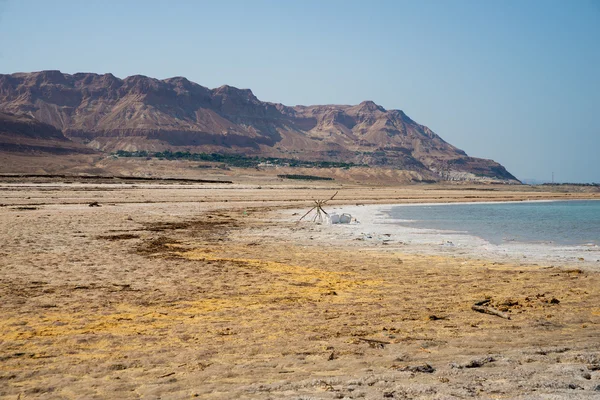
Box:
[329,213,340,224]
[339,213,352,224]
[328,212,352,224]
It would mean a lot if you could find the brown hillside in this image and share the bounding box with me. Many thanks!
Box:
[0,111,96,155]
[0,71,518,182]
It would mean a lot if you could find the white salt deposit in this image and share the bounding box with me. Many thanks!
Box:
[292,203,600,271]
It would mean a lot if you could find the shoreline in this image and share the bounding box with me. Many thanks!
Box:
[284,201,600,271]
[369,197,600,207]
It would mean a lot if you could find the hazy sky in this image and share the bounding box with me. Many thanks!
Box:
[1,0,598,182]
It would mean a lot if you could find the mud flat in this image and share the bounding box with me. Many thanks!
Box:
[1,181,599,399]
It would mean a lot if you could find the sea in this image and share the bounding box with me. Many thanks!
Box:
[387,200,600,247]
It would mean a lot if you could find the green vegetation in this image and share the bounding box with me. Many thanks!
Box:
[115,150,149,158]
[114,150,363,169]
[277,174,334,181]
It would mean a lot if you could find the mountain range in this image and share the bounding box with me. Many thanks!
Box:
[0,70,518,182]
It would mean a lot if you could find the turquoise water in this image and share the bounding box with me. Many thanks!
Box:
[388,200,600,246]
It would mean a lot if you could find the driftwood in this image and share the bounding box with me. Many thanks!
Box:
[471,304,511,319]
[358,338,391,348]
[358,338,390,344]
[298,191,338,224]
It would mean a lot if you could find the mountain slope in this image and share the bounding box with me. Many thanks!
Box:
[0,111,96,154]
[0,71,518,182]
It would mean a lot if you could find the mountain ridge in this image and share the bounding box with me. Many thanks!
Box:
[0,70,518,182]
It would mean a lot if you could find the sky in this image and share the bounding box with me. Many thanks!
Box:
[0,0,598,183]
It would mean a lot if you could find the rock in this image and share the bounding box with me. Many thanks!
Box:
[582,372,591,380]
[451,356,496,369]
[428,315,446,321]
[395,364,435,373]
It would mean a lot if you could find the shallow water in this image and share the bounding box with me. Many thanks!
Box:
[387,200,600,246]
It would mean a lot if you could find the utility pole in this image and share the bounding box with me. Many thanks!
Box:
[552,172,554,184]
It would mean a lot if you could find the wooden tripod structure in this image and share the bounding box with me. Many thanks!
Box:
[298,191,338,224]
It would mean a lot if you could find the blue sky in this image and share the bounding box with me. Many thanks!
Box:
[1,0,598,182]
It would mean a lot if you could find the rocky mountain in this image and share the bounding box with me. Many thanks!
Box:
[0,70,518,182]
[0,111,95,154]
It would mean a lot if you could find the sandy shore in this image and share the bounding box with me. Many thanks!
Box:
[1,180,599,399]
